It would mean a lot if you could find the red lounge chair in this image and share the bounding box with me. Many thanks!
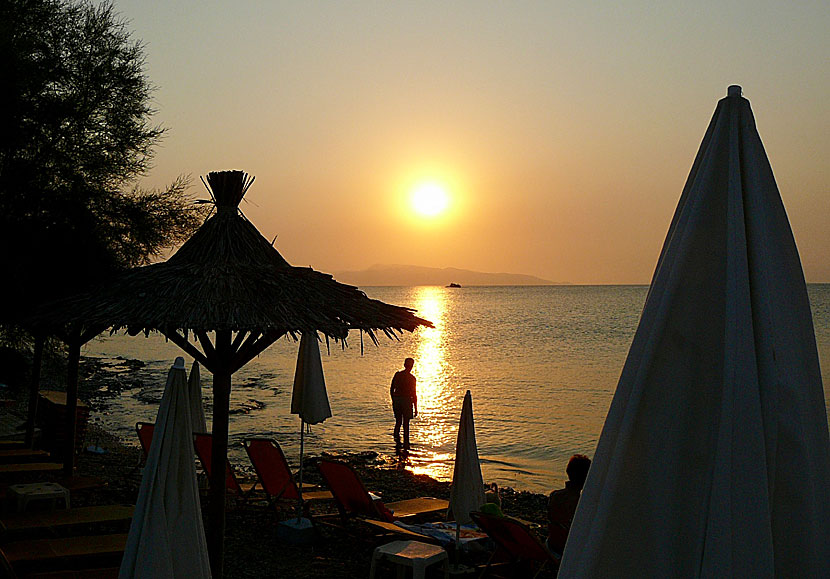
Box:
[129,422,155,477]
[470,510,559,578]
[135,422,154,459]
[193,433,257,496]
[317,459,448,523]
[242,438,331,507]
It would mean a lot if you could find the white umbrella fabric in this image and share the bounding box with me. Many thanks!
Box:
[290,332,332,516]
[120,357,211,579]
[559,86,830,577]
[447,390,485,529]
[188,360,208,433]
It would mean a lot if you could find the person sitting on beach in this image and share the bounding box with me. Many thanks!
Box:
[547,453,591,557]
[390,357,417,448]
[480,482,504,517]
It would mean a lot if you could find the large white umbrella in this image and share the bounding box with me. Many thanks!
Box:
[559,86,830,577]
[290,331,332,517]
[448,390,485,530]
[188,360,208,433]
[120,357,211,579]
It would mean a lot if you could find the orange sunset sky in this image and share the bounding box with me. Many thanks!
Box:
[116,1,828,284]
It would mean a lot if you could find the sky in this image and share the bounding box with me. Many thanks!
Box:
[114,0,828,284]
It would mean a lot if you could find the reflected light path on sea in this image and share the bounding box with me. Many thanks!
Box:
[82,285,830,493]
[406,286,456,480]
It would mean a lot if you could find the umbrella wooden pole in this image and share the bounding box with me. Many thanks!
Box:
[453,522,461,570]
[208,329,233,579]
[63,331,81,476]
[24,335,44,447]
[297,419,305,521]
[208,369,230,578]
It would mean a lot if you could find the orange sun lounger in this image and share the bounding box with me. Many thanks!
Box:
[135,422,154,459]
[242,438,331,506]
[317,459,448,523]
[470,510,559,579]
[193,433,257,497]
[138,424,256,498]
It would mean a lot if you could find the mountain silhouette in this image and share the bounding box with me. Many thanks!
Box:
[333,264,563,286]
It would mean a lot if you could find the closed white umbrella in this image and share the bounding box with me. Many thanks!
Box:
[290,331,332,518]
[120,357,211,579]
[560,86,830,577]
[188,360,208,433]
[448,390,485,533]
[291,332,332,424]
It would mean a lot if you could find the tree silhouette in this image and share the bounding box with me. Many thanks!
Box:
[0,0,204,323]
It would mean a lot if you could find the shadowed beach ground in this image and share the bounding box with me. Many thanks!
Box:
[77,425,553,577]
[2,356,556,578]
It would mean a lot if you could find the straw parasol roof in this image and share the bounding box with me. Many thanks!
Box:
[31,170,432,577]
[35,170,430,343]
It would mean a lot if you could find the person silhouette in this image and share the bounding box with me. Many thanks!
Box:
[547,454,591,558]
[390,357,417,448]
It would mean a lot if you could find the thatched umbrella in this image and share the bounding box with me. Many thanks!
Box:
[33,170,432,577]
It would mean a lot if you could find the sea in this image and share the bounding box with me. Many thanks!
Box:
[82,284,830,495]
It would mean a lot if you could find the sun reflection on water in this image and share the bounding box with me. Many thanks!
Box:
[407,286,455,480]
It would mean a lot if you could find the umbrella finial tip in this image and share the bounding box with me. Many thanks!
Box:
[727,85,742,97]
[173,356,185,369]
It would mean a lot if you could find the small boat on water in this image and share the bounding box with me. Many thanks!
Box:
[446,282,462,288]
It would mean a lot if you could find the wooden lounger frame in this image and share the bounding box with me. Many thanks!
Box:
[0,450,51,464]
[0,505,134,538]
[0,463,63,476]
[0,533,127,576]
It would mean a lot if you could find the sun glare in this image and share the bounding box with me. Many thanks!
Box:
[411,182,449,217]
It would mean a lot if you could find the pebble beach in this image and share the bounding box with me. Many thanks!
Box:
[2,354,557,578]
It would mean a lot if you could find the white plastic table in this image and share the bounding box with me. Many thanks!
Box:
[8,482,70,512]
[369,540,449,579]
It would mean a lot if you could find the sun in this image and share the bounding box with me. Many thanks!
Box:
[411,182,450,217]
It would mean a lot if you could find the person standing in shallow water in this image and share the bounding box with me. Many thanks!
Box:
[390,357,418,448]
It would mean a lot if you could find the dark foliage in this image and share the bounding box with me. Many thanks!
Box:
[0,0,204,327]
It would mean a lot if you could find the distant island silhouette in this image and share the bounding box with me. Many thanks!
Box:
[333,264,565,286]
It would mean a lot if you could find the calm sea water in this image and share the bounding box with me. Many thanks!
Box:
[83,285,830,494]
